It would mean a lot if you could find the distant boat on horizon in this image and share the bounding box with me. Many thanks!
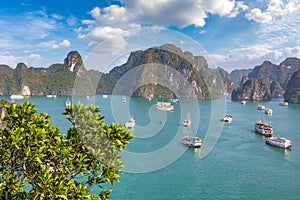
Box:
[10,94,24,100]
[65,99,71,107]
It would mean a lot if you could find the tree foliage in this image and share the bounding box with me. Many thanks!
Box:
[0,101,133,199]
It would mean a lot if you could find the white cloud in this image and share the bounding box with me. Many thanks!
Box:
[51,14,64,20]
[210,45,300,71]
[245,0,300,23]
[0,54,45,68]
[245,8,272,23]
[39,39,71,49]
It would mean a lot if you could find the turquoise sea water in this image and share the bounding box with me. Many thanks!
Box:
[2,96,300,200]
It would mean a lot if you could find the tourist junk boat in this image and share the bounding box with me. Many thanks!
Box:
[279,101,288,106]
[65,99,71,107]
[125,118,135,129]
[182,136,202,148]
[257,104,266,110]
[265,108,273,115]
[265,137,292,149]
[221,114,232,123]
[255,120,273,137]
[10,94,24,100]
[183,113,192,127]
[156,102,174,111]
[122,96,127,103]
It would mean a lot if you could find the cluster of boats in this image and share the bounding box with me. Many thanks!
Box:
[255,119,292,149]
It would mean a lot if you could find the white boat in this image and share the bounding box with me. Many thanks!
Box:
[266,137,292,149]
[241,100,246,105]
[265,108,272,115]
[102,94,108,98]
[46,94,57,98]
[183,113,191,127]
[65,99,71,107]
[257,104,266,110]
[182,136,202,148]
[125,118,135,129]
[255,120,273,137]
[156,102,174,111]
[10,94,24,100]
[279,101,288,106]
[220,114,232,123]
[169,98,178,103]
[122,96,127,103]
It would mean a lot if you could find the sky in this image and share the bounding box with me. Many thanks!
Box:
[0,0,300,72]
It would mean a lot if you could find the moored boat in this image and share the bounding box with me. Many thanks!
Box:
[183,113,191,127]
[125,118,135,129]
[265,108,272,115]
[279,101,288,106]
[265,137,292,149]
[241,100,246,105]
[65,99,71,107]
[221,114,232,123]
[102,94,108,98]
[255,120,273,137]
[10,94,24,100]
[122,96,127,103]
[257,104,265,110]
[156,102,174,111]
[182,136,202,148]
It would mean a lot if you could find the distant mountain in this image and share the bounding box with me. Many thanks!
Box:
[229,69,252,87]
[284,69,300,103]
[0,51,92,96]
[96,43,231,99]
[248,58,300,89]
[231,78,271,101]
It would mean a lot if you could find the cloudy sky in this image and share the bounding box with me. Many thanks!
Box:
[0,0,300,72]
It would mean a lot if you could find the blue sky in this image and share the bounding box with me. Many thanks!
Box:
[0,0,300,72]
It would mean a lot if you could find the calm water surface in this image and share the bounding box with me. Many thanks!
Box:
[2,96,300,200]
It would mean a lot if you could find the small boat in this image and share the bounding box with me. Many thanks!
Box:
[221,114,232,123]
[169,98,178,103]
[255,120,273,137]
[257,104,266,110]
[86,95,90,100]
[122,96,127,103]
[183,113,192,127]
[279,101,288,106]
[266,137,292,149]
[125,118,135,129]
[46,94,57,98]
[265,108,272,115]
[102,94,108,98]
[182,136,202,148]
[241,100,246,105]
[10,94,24,100]
[65,99,71,107]
[156,102,174,111]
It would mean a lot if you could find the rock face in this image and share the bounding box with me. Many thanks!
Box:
[270,80,284,98]
[99,43,228,99]
[229,69,252,87]
[248,58,300,89]
[231,78,271,101]
[21,84,31,96]
[284,69,300,103]
[64,51,84,75]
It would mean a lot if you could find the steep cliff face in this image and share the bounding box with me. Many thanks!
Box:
[284,69,300,103]
[231,78,271,101]
[229,69,252,87]
[64,51,86,76]
[270,80,284,98]
[0,51,92,96]
[248,58,300,89]
[99,44,227,99]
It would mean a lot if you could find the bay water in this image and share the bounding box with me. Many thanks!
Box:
[2,96,300,199]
